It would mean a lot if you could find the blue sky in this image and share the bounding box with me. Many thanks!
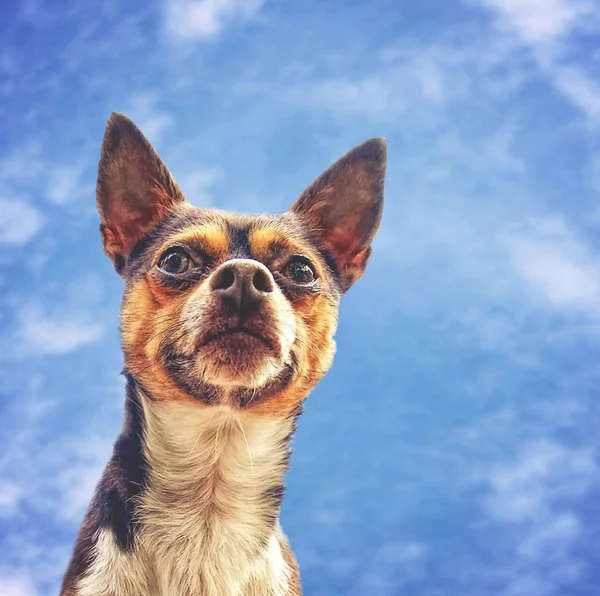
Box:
[1,0,600,594]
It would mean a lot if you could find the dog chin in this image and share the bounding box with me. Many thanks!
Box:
[195,342,285,389]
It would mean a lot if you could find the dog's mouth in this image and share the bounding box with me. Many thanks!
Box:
[200,325,273,350]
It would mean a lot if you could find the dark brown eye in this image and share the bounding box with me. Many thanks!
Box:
[283,258,316,284]
[158,249,191,275]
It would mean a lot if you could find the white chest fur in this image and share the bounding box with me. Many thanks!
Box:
[78,401,295,596]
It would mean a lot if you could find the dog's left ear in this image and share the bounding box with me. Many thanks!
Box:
[290,138,386,292]
[96,112,188,274]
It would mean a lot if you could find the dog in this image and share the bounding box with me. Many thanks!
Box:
[60,113,386,595]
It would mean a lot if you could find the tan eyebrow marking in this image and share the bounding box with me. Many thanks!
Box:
[155,223,229,259]
[249,227,288,258]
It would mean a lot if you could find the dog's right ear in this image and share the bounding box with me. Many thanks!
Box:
[96,113,187,274]
[289,138,386,293]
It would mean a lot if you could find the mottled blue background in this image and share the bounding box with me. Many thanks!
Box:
[1,0,600,594]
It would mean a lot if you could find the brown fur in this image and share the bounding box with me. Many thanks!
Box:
[118,217,340,417]
[61,112,386,595]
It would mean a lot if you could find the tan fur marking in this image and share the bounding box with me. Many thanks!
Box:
[153,223,229,263]
[121,279,204,404]
[248,227,287,257]
[248,227,325,279]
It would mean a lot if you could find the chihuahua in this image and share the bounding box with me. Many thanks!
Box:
[61,113,386,595]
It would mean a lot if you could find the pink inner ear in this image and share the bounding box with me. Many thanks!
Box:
[101,206,152,259]
[96,113,188,268]
[103,184,178,257]
[327,215,366,262]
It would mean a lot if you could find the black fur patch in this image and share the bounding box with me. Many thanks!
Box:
[162,351,222,405]
[227,223,252,259]
[60,377,148,591]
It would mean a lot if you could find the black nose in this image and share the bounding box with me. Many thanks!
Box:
[210,258,274,313]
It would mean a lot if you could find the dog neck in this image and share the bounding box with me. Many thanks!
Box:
[139,386,296,524]
[129,378,298,593]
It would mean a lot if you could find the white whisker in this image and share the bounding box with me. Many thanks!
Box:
[236,415,254,476]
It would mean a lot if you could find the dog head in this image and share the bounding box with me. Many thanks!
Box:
[97,114,385,416]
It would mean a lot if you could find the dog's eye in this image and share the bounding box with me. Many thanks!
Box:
[283,258,316,284]
[158,249,191,275]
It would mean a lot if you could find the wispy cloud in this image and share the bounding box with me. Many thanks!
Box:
[503,216,600,315]
[0,426,114,587]
[0,198,43,246]
[477,0,593,50]
[376,179,600,363]
[13,303,104,356]
[177,165,223,207]
[352,542,427,594]
[0,144,46,191]
[46,163,89,205]
[0,482,21,518]
[472,0,600,122]
[165,0,267,42]
[50,435,112,523]
[0,143,93,212]
[484,439,596,523]
[0,570,37,596]
[551,65,600,122]
[284,38,522,127]
[434,125,525,174]
[258,33,535,227]
[481,439,598,595]
[0,372,120,588]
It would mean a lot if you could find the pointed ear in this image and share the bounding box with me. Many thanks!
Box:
[290,138,386,292]
[96,112,187,274]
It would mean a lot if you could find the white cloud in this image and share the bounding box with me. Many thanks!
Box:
[0,481,21,517]
[551,65,600,122]
[19,0,46,27]
[0,429,113,589]
[16,304,104,356]
[0,144,45,188]
[0,198,43,245]
[0,144,92,209]
[177,165,222,207]
[503,216,600,313]
[284,38,526,129]
[517,513,580,560]
[484,439,596,523]
[472,0,600,122]
[351,541,427,594]
[285,52,464,126]
[482,439,598,595]
[51,435,111,522]
[165,0,266,42]
[289,73,405,123]
[478,0,593,49]
[46,163,89,205]
[503,575,553,596]
[54,465,103,522]
[0,571,37,596]
[435,125,524,174]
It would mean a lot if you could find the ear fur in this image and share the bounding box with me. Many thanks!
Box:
[96,112,187,274]
[290,138,386,292]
